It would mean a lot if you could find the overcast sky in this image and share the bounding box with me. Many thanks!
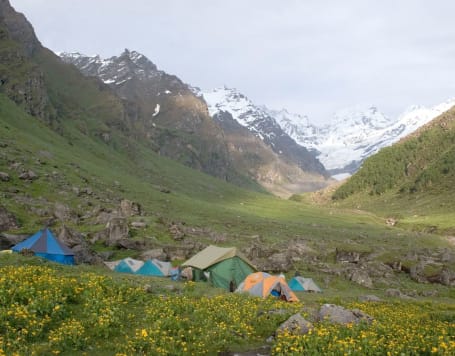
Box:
[10,0,455,124]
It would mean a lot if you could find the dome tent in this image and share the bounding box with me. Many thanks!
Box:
[12,228,75,265]
[105,257,172,277]
[289,276,322,293]
[181,245,256,290]
[235,271,299,302]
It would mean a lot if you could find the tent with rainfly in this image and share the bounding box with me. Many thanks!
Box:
[11,228,75,265]
[104,257,172,277]
[288,276,322,293]
[181,245,256,290]
[236,272,299,302]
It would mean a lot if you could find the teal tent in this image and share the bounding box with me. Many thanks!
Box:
[137,259,172,276]
[288,276,322,293]
[107,258,172,277]
[11,228,75,265]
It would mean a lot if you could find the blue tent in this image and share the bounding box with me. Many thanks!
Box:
[12,228,75,265]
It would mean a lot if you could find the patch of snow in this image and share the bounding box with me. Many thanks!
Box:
[152,104,160,117]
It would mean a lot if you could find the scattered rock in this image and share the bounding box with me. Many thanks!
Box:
[105,217,129,247]
[120,199,141,217]
[116,238,146,250]
[276,313,313,335]
[58,225,102,264]
[140,248,167,260]
[53,202,75,222]
[0,233,28,249]
[169,224,185,240]
[349,269,373,288]
[18,170,38,181]
[318,304,373,325]
[385,288,402,297]
[131,221,147,229]
[0,205,20,232]
[358,295,382,302]
[0,172,10,181]
[336,249,360,263]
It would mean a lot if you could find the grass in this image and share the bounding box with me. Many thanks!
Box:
[0,254,453,355]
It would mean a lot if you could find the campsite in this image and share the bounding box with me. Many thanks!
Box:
[0,0,454,354]
[1,231,454,355]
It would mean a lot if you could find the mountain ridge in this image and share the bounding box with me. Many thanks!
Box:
[61,52,332,196]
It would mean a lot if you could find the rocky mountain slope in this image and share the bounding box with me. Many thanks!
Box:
[270,101,455,177]
[61,53,331,196]
[202,87,328,176]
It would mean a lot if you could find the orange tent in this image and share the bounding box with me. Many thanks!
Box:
[236,272,299,302]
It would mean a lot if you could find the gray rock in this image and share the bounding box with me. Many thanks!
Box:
[385,288,402,297]
[349,269,373,288]
[0,233,28,249]
[358,295,382,302]
[318,304,373,325]
[105,217,129,246]
[18,170,38,181]
[0,206,19,232]
[120,199,141,217]
[0,172,10,182]
[131,221,147,229]
[277,313,313,335]
[336,249,360,263]
[140,248,167,260]
[53,202,75,222]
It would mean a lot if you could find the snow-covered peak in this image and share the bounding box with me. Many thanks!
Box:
[332,105,392,129]
[60,49,160,86]
[275,99,455,174]
[203,87,271,128]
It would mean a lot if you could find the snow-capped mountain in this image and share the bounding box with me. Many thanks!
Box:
[202,87,328,176]
[271,100,455,177]
[60,51,331,196]
[60,50,162,86]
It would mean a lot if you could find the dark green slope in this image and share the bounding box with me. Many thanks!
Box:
[332,107,455,233]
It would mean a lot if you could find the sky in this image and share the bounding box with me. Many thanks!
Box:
[9,0,455,124]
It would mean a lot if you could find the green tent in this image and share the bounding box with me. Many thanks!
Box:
[181,245,256,290]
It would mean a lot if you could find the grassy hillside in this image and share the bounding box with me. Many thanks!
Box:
[332,107,455,234]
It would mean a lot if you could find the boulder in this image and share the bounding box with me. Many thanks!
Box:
[336,249,360,263]
[116,238,146,250]
[0,233,28,249]
[358,295,382,302]
[318,304,373,325]
[349,269,373,288]
[53,202,76,223]
[385,288,402,297]
[0,172,10,181]
[58,226,101,265]
[276,313,313,335]
[105,217,129,246]
[169,224,185,240]
[95,210,119,225]
[140,248,167,260]
[18,170,38,181]
[0,205,19,232]
[119,199,141,217]
[264,252,292,272]
[131,221,147,229]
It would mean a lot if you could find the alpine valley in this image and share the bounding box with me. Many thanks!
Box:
[0,0,454,354]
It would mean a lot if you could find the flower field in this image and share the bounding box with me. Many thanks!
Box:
[274,302,455,355]
[0,261,454,355]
